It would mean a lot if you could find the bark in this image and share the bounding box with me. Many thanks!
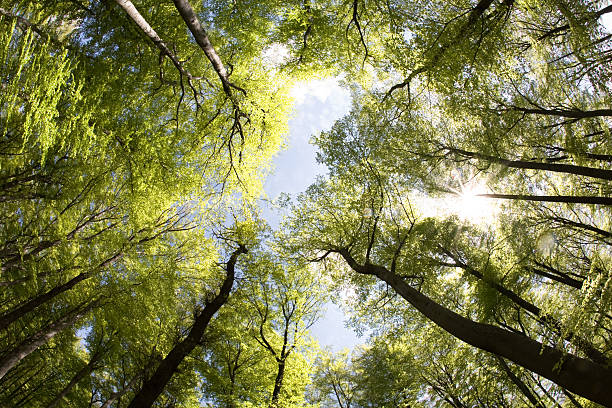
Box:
[0,302,96,379]
[270,360,286,407]
[528,267,583,290]
[0,363,46,404]
[476,193,612,206]
[172,0,235,96]
[548,216,612,239]
[45,351,101,408]
[226,344,241,408]
[437,248,539,316]
[511,106,612,118]
[126,245,247,408]
[335,248,612,406]
[575,152,612,162]
[0,272,90,331]
[330,379,347,408]
[540,144,612,163]
[496,357,545,408]
[113,0,196,81]
[0,251,121,331]
[14,376,49,408]
[562,389,585,408]
[446,147,612,181]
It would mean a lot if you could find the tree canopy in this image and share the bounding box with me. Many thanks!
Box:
[1,0,611,407]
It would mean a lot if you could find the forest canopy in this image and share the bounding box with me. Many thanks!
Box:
[1,0,611,407]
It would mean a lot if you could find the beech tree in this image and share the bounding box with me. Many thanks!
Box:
[2,0,612,406]
[284,171,612,405]
[0,0,298,405]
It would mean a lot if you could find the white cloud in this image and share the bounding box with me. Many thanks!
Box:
[290,77,349,105]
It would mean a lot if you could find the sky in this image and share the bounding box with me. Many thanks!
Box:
[262,78,365,351]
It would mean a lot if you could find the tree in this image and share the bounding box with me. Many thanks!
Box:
[243,252,324,407]
[127,242,247,408]
[284,168,612,405]
[2,0,612,406]
[0,0,306,403]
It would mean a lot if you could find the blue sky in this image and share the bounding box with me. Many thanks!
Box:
[262,78,364,351]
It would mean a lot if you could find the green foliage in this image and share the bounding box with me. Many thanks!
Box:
[1,0,612,407]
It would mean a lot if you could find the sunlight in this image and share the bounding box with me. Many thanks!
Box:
[453,181,499,224]
[411,180,499,225]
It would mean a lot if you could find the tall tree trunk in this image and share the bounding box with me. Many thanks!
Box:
[172,0,234,95]
[270,360,286,407]
[0,363,45,403]
[528,267,583,290]
[446,147,612,181]
[335,248,612,406]
[113,0,195,81]
[0,302,96,379]
[127,245,247,408]
[0,251,120,331]
[476,193,612,206]
[562,389,585,408]
[528,267,583,289]
[0,271,91,331]
[45,350,101,408]
[511,106,612,118]
[548,216,612,239]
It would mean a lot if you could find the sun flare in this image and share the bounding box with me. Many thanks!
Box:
[411,180,499,225]
[454,181,499,224]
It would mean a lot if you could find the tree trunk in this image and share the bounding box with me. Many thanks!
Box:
[446,147,612,181]
[528,267,583,290]
[270,360,286,407]
[562,389,585,408]
[126,245,246,408]
[0,363,45,403]
[548,216,612,239]
[0,251,120,331]
[45,351,101,408]
[335,249,612,406]
[0,271,91,331]
[511,106,612,118]
[172,0,233,95]
[476,193,612,206]
[0,302,96,379]
[113,0,195,81]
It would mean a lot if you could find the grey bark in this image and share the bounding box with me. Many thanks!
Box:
[0,302,96,379]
